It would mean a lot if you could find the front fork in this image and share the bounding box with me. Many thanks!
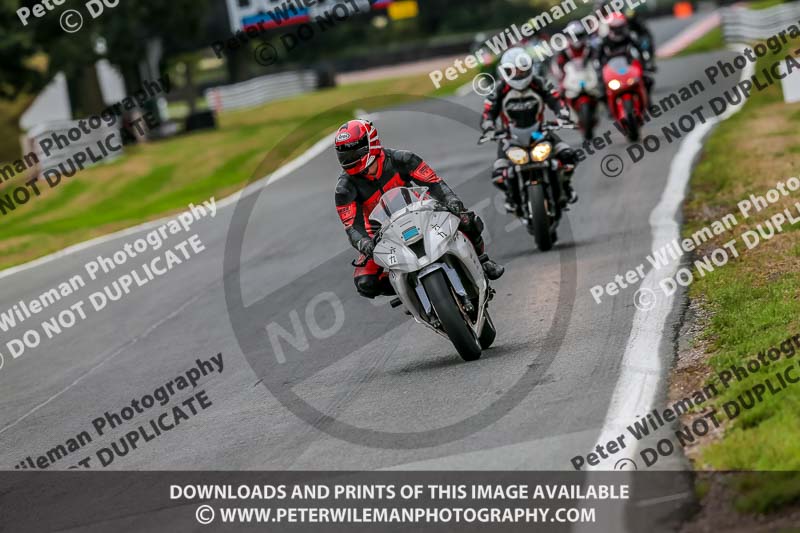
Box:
[519,167,561,220]
[415,261,474,323]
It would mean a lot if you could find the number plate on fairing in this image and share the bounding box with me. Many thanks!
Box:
[402,226,420,242]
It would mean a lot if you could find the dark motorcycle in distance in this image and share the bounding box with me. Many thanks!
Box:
[479,121,576,252]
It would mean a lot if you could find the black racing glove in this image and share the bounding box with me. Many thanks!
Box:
[445,198,466,214]
[357,238,375,257]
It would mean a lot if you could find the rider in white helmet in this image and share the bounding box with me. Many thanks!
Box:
[481,47,579,210]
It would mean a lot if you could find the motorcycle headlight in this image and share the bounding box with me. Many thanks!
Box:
[506,147,529,165]
[531,142,552,162]
[608,79,621,91]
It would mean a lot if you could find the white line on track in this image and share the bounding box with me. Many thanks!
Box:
[0,133,335,282]
[635,491,693,507]
[657,11,722,59]
[589,46,755,471]
[0,131,336,433]
[575,42,755,533]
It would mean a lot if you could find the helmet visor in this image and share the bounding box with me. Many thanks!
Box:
[609,28,627,41]
[512,69,531,81]
[500,64,532,82]
[336,138,369,169]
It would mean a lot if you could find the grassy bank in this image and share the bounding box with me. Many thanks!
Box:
[750,0,789,10]
[678,40,800,512]
[677,26,725,57]
[0,73,461,269]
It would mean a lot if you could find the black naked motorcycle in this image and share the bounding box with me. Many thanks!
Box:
[479,121,576,252]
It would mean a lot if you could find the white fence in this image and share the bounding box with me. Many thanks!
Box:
[722,1,800,42]
[204,71,319,112]
[25,120,123,176]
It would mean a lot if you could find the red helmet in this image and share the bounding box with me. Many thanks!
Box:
[607,12,629,43]
[334,119,382,175]
[607,12,627,28]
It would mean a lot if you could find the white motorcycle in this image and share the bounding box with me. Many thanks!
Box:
[367,187,496,361]
[561,58,601,141]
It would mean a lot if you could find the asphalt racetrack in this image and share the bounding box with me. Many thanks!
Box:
[0,14,743,485]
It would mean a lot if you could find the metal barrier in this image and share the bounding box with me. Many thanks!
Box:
[204,71,319,112]
[721,1,800,43]
[25,120,123,176]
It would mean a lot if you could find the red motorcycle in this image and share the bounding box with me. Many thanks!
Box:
[602,56,648,142]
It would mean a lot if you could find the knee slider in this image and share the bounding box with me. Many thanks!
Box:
[471,213,485,234]
[355,276,380,298]
[558,147,577,165]
[493,159,511,177]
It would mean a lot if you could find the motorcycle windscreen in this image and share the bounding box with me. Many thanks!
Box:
[563,60,597,91]
[607,56,631,75]
[368,186,431,227]
[509,125,540,145]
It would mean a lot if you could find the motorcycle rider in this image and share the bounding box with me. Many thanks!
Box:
[594,13,655,94]
[334,119,505,299]
[481,47,579,212]
[624,7,655,62]
[552,21,593,81]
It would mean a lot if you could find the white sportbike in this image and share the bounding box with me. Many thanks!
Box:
[561,58,601,141]
[367,187,497,361]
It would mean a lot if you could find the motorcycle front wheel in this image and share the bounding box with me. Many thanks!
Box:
[623,98,640,142]
[578,101,595,141]
[422,270,482,362]
[478,311,497,349]
[527,183,554,252]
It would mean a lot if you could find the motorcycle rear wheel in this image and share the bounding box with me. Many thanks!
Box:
[422,270,482,361]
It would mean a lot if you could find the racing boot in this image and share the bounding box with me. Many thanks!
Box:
[479,254,505,280]
[560,166,578,208]
[493,163,519,214]
[563,181,578,205]
[503,191,519,215]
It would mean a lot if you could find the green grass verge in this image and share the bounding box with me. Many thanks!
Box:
[677,26,726,57]
[0,72,462,269]
[682,39,800,512]
[749,0,788,10]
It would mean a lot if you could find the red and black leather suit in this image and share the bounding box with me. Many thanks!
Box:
[335,148,486,298]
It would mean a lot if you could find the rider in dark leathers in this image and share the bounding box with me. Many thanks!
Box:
[624,7,655,61]
[481,47,580,212]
